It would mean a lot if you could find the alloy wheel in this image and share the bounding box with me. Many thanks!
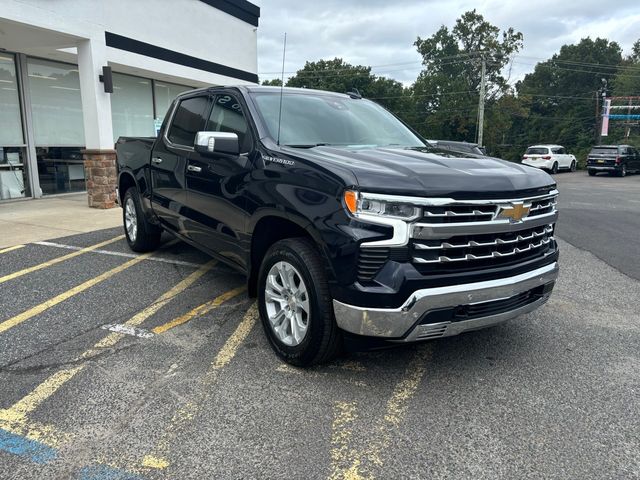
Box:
[264,261,310,346]
[124,196,138,242]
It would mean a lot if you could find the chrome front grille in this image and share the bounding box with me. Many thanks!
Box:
[413,225,554,264]
[410,191,558,270]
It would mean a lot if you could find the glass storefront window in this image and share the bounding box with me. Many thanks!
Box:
[35,147,85,195]
[0,54,24,146]
[27,58,85,195]
[0,54,28,200]
[111,73,155,142]
[0,147,29,199]
[154,81,194,124]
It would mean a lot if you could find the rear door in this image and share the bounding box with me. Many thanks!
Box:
[557,147,571,168]
[183,92,254,269]
[150,94,210,233]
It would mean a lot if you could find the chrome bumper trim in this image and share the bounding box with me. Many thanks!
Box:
[332,262,558,339]
[588,166,616,170]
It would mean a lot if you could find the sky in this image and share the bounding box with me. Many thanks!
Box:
[253,0,640,86]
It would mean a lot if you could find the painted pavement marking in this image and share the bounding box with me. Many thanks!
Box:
[151,284,246,334]
[141,302,258,470]
[0,245,25,254]
[0,235,124,285]
[0,252,153,335]
[35,240,203,268]
[328,346,431,479]
[100,324,154,339]
[0,260,218,464]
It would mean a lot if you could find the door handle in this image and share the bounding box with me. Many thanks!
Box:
[151,157,163,164]
[187,164,202,173]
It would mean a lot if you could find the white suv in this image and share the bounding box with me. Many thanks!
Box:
[522,145,576,174]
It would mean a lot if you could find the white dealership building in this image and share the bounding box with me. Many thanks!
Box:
[0,0,259,207]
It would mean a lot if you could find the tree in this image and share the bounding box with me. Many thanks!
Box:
[281,58,412,119]
[262,78,283,86]
[511,38,624,162]
[410,10,523,142]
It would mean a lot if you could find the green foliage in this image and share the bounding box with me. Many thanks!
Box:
[410,9,523,141]
[281,58,413,121]
[262,78,283,86]
[266,10,640,161]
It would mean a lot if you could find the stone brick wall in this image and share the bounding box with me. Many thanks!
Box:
[82,149,117,209]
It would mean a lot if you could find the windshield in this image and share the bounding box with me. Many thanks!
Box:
[250,92,425,148]
[526,147,549,155]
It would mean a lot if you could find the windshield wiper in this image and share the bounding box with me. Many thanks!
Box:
[283,143,331,148]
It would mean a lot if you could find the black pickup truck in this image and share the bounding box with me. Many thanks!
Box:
[116,86,559,366]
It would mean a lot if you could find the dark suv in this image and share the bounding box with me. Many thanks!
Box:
[587,145,640,177]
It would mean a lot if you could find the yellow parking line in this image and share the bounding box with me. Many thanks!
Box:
[0,259,218,449]
[0,245,25,254]
[89,260,217,351]
[328,401,361,480]
[0,235,124,285]
[0,252,152,335]
[142,302,258,470]
[152,285,246,334]
[330,347,431,479]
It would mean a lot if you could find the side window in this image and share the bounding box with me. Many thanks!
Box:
[551,148,560,154]
[206,95,252,153]
[558,147,565,154]
[167,96,209,147]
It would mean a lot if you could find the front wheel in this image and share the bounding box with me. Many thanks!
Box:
[258,238,342,367]
[123,187,161,252]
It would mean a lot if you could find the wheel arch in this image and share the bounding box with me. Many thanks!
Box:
[247,212,329,298]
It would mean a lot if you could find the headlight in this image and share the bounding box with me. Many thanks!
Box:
[343,190,420,220]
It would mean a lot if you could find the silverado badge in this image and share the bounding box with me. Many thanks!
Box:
[497,202,531,223]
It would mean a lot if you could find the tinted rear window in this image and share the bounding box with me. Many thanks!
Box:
[526,147,548,155]
[590,147,618,155]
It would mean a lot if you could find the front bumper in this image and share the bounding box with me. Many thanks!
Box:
[333,262,558,341]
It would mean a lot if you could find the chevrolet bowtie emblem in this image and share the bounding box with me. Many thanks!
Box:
[497,202,530,223]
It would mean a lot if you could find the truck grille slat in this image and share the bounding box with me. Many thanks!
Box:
[410,192,558,272]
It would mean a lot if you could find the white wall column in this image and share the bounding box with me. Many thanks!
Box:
[77,37,113,150]
[77,37,117,208]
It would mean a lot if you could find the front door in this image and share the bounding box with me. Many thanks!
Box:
[183,93,254,269]
[150,95,210,234]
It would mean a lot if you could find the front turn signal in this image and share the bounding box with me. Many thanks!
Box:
[344,190,358,215]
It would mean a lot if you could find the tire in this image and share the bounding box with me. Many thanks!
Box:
[123,187,161,252]
[618,165,627,177]
[570,160,576,172]
[550,162,558,174]
[257,238,342,367]
[588,169,596,177]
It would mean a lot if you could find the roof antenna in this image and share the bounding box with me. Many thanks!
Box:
[276,32,287,146]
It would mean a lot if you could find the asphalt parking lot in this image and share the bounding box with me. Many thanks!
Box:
[1,171,639,479]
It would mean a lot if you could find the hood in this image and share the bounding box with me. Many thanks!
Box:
[282,146,556,199]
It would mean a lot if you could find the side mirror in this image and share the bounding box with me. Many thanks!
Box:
[194,131,239,156]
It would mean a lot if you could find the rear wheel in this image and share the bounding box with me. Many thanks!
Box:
[570,160,576,172]
[618,165,627,177]
[550,162,558,174]
[123,187,161,252]
[588,169,597,177]
[258,238,342,367]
